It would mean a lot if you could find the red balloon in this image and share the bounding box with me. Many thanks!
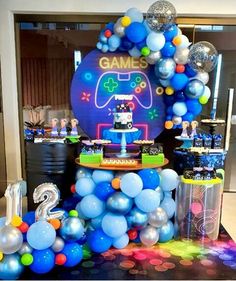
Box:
[55,254,67,265]
[128,229,138,240]
[18,222,29,233]
[176,64,185,73]
[70,184,76,193]
[104,29,112,38]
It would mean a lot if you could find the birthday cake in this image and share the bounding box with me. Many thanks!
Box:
[113,103,133,130]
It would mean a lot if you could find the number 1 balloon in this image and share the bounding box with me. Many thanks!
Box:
[33,183,64,221]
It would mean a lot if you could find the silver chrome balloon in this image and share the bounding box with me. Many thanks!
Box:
[172,115,182,125]
[140,225,159,246]
[106,192,133,215]
[146,0,177,32]
[188,41,218,73]
[155,58,176,80]
[51,236,65,252]
[34,183,64,221]
[114,18,125,37]
[126,207,148,230]
[145,51,162,65]
[0,254,24,280]
[148,207,168,228]
[174,48,189,65]
[18,242,33,255]
[59,217,85,242]
[0,225,23,254]
[185,79,205,99]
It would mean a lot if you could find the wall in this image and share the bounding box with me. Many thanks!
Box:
[1,0,236,183]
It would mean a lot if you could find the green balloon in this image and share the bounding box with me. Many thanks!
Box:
[69,210,79,217]
[21,253,33,266]
[141,46,151,57]
[199,95,208,105]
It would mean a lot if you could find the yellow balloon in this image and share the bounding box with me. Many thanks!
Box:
[11,215,22,227]
[199,95,208,105]
[121,16,131,27]
[165,86,174,95]
[0,252,3,261]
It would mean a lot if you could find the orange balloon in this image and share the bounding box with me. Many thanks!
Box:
[165,121,174,130]
[49,219,61,230]
[112,177,120,190]
[176,64,185,73]
[172,36,182,46]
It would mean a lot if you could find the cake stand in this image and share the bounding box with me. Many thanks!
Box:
[175,136,194,149]
[109,128,138,158]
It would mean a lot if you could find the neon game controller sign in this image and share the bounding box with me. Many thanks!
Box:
[70,50,165,142]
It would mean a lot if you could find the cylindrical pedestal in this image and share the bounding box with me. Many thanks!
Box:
[175,177,222,240]
[25,142,80,210]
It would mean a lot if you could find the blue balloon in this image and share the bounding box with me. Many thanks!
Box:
[94,181,115,201]
[77,233,87,245]
[172,102,187,116]
[136,39,147,50]
[102,212,127,238]
[79,194,105,218]
[166,106,173,115]
[164,95,175,106]
[174,91,186,101]
[125,22,147,43]
[164,24,178,41]
[92,170,114,184]
[166,115,173,121]
[0,217,6,228]
[182,112,194,122]
[128,46,141,57]
[23,211,35,226]
[161,42,176,57]
[138,169,160,189]
[113,233,129,249]
[90,212,106,229]
[105,22,115,31]
[159,221,174,242]
[126,207,148,230]
[30,249,55,274]
[61,243,83,267]
[0,254,23,280]
[59,217,84,241]
[185,64,197,77]
[75,177,96,197]
[120,172,143,198]
[27,221,56,250]
[106,192,133,215]
[186,99,202,115]
[170,73,189,91]
[62,195,81,212]
[160,197,176,218]
[87,229,112,253]
[119,37,134,51]
[108,34,121,49]
[125,7,144,23]
[185,79,205,99]
[134,189,160,213]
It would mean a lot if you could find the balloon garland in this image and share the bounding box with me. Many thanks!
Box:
[96,0,218,129]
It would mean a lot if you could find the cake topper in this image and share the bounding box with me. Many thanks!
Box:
[71,118,79,136]
[51,118,59,137]
[181,121,190,138]
[190,120,198,138]
[60,118,68,137]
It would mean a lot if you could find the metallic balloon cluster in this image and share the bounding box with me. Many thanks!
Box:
[96,0,218,129]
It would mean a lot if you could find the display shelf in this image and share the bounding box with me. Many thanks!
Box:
[75,157,169,170]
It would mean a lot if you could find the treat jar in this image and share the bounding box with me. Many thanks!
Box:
[175,177,223,240]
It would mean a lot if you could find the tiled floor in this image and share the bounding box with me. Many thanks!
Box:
[0,192,235,240]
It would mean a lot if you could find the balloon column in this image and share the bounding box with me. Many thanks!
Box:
[96,0,218,129]
[74,167,179,251]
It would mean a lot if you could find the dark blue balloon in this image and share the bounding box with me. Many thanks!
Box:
[161,42,176,57]
[174,91,186,101]
[182,112,194,122]
[125,22,147,43]
[186,99,202,115]
[30,249,55,274]
[136,39,147,50]
[94,181,115,201]
[61,243,83,267]
[164,24,178,41]
[170,73,189,91]
[87,229,112,253]
[62,195,81,211]
[23,211,35,226]
[166,106,173,115]
[105,22,114,31]
[77,233,87,245]
[119,37,134,51]
[185,64,197,77]
[138,169,160,189]
[164,95,175,106]
[166,115,173,121]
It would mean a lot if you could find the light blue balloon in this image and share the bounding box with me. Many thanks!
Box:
[113,233,129,249]
[0,253,24,280]
[155,187,164,201]
[75,177,96,197]
[120,172,143,198]
[108,35,121,49]
[0,217,6,228]
[91,213,106,229]
[106,192,133,215]
[99,34,108,44]
[172,102,187,117]
[159,79,170,87]
[160,169,179,191]
[75,202,89,220]
[96,42,102,50]
[80,194,105,219]
[146,32,165,52]
[92,170,114,184]
[101,44,109,53]
[59,217,84,242]
[102,212,127,238]
[76,167,92,180]
[27,221,56,250]
[159,220,174,243]
[134,189,160,212]
[143,20,152,34]
[160,197,176,218]
[164,191,172,198]
[125,7,144,23]
[128,46,141,57]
